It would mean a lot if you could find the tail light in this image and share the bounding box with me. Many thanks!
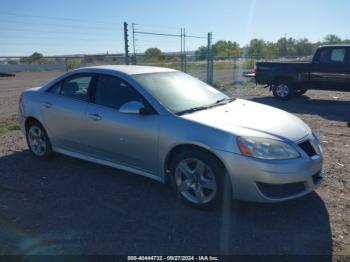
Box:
[253,65,258,76]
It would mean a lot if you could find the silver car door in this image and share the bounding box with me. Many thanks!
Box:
[41,73,94,152]
[85,74,159,174]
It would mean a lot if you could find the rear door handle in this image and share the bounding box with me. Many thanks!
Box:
[43,102,52,108]
[88,113,102,121]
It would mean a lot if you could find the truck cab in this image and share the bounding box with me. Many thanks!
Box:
[254,45,350,100]
[310,45,350,91]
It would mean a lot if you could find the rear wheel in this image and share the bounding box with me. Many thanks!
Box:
[26,120,52,159]
[169,149,231,208]
[272,81,295,100]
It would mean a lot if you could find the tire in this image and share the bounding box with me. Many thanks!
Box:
[169,149,231,209]
[295,89,307,97]
[26,120,53,160]
[272,80,295,100]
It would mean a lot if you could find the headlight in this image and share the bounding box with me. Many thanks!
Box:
[237,137,300,160]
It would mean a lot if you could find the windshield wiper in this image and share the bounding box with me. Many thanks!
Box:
[176,105,213,115]
[213,97,236,106]
[176,97,236,115]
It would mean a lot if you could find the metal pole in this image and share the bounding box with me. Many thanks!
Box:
[207,32,213,84]
[180,28,184,72]
[207,32,210,83]
[132,23,137,65]
[65,57,68,71]
[124,22,130,65]
[183,28,187,73]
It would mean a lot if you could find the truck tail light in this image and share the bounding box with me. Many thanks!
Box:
[253,65,258,76]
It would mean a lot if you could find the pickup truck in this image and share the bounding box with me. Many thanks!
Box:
[254,45,350,99]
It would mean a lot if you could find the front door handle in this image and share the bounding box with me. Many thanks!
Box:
[43,102,52,108]
[88,113,102,121]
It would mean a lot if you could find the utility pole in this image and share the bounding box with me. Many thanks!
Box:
[207,32,213,84]
[132,23,137,65]
[124,22,130,65]
[180,28,184,72]
[183,28,187,73]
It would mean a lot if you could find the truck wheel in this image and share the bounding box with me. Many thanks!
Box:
[295,89,307,97]
[273,81,295,100]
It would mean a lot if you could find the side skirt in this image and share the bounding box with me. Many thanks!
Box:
[53,147,164,183]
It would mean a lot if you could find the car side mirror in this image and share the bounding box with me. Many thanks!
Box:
[119,101,150,115]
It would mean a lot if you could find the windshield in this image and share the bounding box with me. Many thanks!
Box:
[133,71,228,113]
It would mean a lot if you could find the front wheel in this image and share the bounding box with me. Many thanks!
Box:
[26,121,52,159]
[272,81,295,100]
[169,149,230,208]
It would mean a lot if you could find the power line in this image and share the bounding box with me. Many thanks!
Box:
[0,34,123,42]
[0,19,117,30]
[0,12,123,25]
[134,31,181,38]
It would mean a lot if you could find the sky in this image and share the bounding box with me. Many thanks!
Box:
[0,0,349,56]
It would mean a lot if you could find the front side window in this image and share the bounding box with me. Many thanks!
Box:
[47,81,62,95]
[94,74,144,109]
[60,74,92,101]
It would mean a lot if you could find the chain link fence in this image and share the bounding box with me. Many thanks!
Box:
[0,54,312,86]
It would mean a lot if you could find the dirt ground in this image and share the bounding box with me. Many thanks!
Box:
[0,71,349,259]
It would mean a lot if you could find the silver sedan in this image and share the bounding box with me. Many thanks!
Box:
[19,65,324,208]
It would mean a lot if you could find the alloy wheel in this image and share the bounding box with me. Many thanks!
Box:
[28,126,47,157]
[174,158,217,204]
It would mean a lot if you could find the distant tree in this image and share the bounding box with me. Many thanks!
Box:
[28,52,44,63]
[275,37,288,56]
[144,48,162,62]
[84,55,97,64]
[195,46,207,60]
[7,59,18,65]
[294,38,313,56]
[212,40,240,56]
[247,39,266,56]
[323,34,342,45]
[144,48,162,57]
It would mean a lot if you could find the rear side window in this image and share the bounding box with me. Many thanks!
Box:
[319,48,346,63]
[61,74,93,101]
[94,74,144,109]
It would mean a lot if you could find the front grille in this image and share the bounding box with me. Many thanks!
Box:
[256,181,305,199]
[298,140,317,157]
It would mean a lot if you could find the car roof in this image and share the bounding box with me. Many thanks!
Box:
[319,44,350,48]
[77,65,177,75]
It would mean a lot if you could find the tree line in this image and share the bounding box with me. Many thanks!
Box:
[3,34,349,65]
[195,34,350,59]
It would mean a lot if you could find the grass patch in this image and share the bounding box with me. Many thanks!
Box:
[0,123,21,134]
[7,123,20,131]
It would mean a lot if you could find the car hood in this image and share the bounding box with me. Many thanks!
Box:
[180,99,311,142]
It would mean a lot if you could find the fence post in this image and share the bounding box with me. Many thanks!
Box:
[132,23,137,65]
[183,28,187,73]
[65,57,68,71]
[181,28,186,72]
[207,32,213,84]
[124,22,130,65]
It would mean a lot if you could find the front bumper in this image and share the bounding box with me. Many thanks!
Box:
[214,138,324,203]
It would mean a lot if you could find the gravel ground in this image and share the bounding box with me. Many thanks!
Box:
[0,72,349,259]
